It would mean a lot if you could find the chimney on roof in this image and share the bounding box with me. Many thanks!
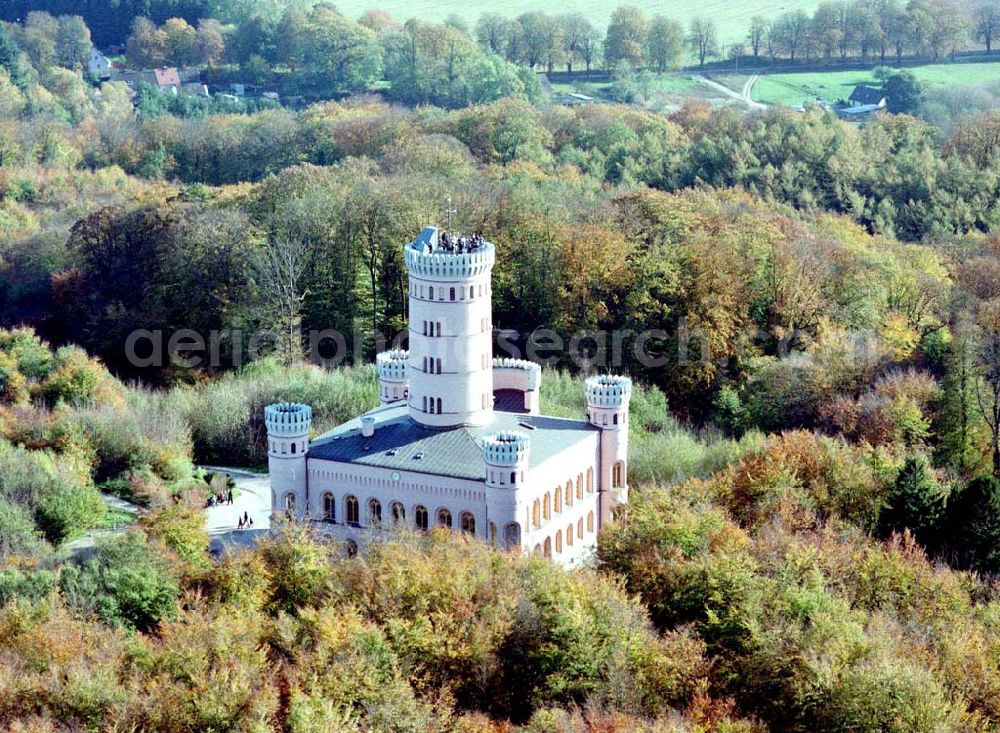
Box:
[361,416,375,438]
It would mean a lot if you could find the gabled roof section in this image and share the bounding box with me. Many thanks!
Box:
[849,84,884,105]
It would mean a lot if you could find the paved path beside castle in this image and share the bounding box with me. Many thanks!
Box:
[199,466,272,536]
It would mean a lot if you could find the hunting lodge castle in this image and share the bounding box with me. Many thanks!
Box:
[265,227,630,564]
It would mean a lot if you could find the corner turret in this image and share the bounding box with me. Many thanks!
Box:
[585,375,631,527]
[482,430,530,489]
[265,402,312,521]
[377,348,409,405]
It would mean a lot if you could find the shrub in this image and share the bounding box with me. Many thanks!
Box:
[141,504,210,575]
[61,531,179,632]
[33,483,106,545]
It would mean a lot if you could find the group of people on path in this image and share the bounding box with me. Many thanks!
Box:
[202,480,257,531]
[206,489,233,507]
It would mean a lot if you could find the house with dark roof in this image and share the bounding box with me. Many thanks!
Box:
[848,84,886,107]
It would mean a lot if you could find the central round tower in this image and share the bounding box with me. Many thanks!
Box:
[405,227,495,427]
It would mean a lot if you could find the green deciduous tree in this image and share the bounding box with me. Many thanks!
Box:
[604,5,647,69]
[645,16,684,72]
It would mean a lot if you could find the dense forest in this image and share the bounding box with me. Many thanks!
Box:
[6,3,1000,732]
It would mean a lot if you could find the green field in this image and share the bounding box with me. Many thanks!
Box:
[338,0,819,43]
[751,61,1000,108]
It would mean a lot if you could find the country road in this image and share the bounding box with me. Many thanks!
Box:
[695,73,766,111]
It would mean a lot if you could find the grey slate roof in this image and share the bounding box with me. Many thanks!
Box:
[308,403,597,481]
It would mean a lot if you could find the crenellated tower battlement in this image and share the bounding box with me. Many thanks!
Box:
[482,431,530,488]
[377,349,409,404]
[264,402,313,437]
[404,229,495,280]
[585,375,632,410]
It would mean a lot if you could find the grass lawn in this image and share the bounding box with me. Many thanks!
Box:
[551,73,727,104]
[336,0,819,43]
[752,60,1000,107]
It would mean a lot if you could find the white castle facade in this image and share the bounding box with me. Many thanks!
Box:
[265,228,630,565]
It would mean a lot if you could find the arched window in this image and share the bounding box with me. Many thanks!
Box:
[428,286,434,300]
[415,505,428,530]
[543,492,551,521]
[469,285,475,299]
[322,492,335,522]
[391,501,405,525]
[587,511,594,533]
[555,530,562,553]
[532,499,540,528]
[437,508,452,528]
[544,537,552,558]
[449,287,455,301]
[566,524,574,546]
[510,471,516,485]
[346,495,359,526]
[460,512,476,535]
[577,517,584,539]
[554,488,562,514]
[290,442,296,454]
[435,322,442,337]
[284,493,296,515]
[565,481,572,507]
[576,474,583,499]
[489,522,497,546]
[437,397,442,414]
[345,539,358,558]
[613,413,619,425]
[436,358,442,374]
[504,522,521,550]
[368,498,382,526]
[612,461,624,488]
[533,543,542,556]
[587,467,594,493]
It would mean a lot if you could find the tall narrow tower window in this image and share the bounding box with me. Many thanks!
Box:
[428,286,434,300]
[437,397,443,414]
[450,287,456,301]
[436,322,442,337]
[436,358,442,374]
